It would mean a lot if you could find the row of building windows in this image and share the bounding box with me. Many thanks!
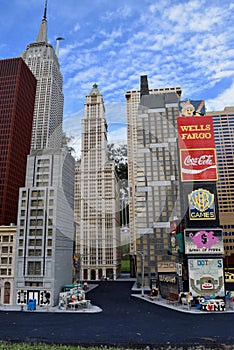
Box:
[19,228,53,236]
[0,235,14,243]
[0,268,11,276]
[18,239,52,247]
[1,257,12,264]
[21,198,54,207]
[18,249,52,257]
[20,218,53,227]
[0,246,13,254]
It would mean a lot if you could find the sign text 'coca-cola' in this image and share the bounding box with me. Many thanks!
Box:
[180,149,218,181]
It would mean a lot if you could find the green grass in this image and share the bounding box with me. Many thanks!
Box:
[121,259,130,272]
[0,344,129,350]
[0,343,226,350]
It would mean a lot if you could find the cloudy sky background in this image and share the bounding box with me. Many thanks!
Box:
[1,0,234,157]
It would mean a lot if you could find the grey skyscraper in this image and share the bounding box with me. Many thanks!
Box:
[14,2,74,306]
[21,2,63,150]
[126,76,182,289]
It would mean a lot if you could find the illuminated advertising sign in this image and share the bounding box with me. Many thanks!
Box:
[170,233,184,254]
[182,183,220,228]
[170,221,184,254]
[177,116,215,149]
[184,228,223,255]
[180,148,218,181]
[188,258,225,297]
[188,188,215,220]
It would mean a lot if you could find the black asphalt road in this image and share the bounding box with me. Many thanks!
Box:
[0,281,233,347]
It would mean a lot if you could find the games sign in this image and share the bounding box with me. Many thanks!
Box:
[188,258,225,297]
[180,148,218,181]
[184,228,223,255]
[182,182,220,228]
[177,116,215,149]
[188,188,215,220]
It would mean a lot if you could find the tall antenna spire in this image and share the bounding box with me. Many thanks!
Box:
[36,0,48,42]
[43,0,48,20]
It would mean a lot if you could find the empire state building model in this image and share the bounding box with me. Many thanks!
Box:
[21,1,63,150]
[14,2,74,307]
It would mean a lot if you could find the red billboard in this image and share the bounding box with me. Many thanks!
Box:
[177,116,215,149]
[180,148,218,181]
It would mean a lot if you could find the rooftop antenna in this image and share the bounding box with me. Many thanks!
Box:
[43,0,48,20]
[56,37,64,57]
[140,75,149,98]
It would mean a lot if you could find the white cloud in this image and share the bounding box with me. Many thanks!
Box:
[0,0,233,165]
[206,80,234,112]
[2,0,234,135]
[73,23,81,32]
[108,126,127,145]
[101,5,133,22]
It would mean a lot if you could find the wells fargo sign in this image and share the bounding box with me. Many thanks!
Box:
[177,116,215,149]
[177,116,217,181]
[180,148,218,181]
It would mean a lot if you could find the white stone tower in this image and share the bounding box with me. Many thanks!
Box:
[74,84,121,281]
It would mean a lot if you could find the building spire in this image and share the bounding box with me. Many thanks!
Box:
[90,83,100,95]
[43,0,48,20]
[36,0,48,43]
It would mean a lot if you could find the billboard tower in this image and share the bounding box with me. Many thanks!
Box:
[177,100,225,298]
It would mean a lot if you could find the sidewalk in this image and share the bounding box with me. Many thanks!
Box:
[130,281,234,314]
[132,292,234,314]
[0,284,102,313]
[0,303,102,313]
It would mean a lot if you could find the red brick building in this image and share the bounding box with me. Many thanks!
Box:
[0,58,36,225]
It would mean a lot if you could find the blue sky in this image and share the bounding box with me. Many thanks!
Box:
[1,0,234,157]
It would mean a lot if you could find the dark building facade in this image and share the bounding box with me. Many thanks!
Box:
[0,58,36,225]
[126,76,183,294]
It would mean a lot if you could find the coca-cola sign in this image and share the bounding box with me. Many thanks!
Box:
[180,149,218,181]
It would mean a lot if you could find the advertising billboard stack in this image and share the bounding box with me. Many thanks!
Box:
[177,101,225,298]
[177,114,218,182]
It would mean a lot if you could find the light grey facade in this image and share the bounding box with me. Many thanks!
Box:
[13,4,75,306]
[14,149,74,306]
[21,8,63,150]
